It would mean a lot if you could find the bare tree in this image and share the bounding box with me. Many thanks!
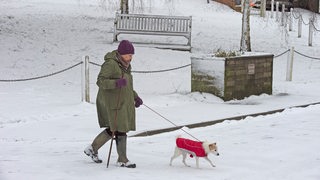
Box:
[120,0,129,14]
[131,0,147,14]
[240,0,251,52]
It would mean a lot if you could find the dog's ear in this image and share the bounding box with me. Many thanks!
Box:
[209,143,217,149]
[209,143,215,149]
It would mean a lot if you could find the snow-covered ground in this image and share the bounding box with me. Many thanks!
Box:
[1,0,320,180]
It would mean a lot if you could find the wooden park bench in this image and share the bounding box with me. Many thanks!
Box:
[113,13,192,50]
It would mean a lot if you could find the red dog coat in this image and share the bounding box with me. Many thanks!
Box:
[176,138,206,157]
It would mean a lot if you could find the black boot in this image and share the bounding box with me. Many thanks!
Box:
[116,134,136,168]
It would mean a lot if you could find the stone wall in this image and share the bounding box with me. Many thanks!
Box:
[191,53,274,101]
[224,54,273,101]
[191,56,225,97]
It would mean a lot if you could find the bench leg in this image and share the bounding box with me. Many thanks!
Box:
[113,33,118,42]
[186,35,191,46]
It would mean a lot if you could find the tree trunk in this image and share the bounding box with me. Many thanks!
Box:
[240,0,251,52]
[120,0,129,14]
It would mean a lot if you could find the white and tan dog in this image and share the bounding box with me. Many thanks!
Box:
[169,136,219,168]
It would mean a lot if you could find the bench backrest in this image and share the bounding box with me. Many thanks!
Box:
[115,13,192,34]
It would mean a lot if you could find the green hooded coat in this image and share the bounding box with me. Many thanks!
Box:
[96,50,138,133]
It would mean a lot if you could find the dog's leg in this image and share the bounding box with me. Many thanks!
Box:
[170,147,181,166]
[181,151,190,167]
[204,157,215,167]
[196,157,200,168]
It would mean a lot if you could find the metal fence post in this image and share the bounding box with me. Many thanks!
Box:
[308,18,313,46]
[271,0,274,18]
[276,2,279,21]
[81,57,85,102]
[260,0,266,17]
[298,16,302,38]
[281,4,285,26]
[85,56,90,103]
[82,56,90,103]
[289,8,293,31]
[286,47,294,81]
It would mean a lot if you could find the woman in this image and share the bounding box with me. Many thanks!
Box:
[84,40,143,168]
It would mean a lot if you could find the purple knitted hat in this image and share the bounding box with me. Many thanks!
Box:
[117,40,135,55]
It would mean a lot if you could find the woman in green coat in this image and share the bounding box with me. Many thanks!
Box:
[84,40,143,168]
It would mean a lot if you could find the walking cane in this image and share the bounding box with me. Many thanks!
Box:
[106,76,123,168]
[106,132,115,168]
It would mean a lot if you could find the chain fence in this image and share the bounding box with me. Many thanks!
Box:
[274,49,320,60]
[0,62,83,82]
[294,50,320,60]
[89,61,101,67]
[0,50,319,82]
[270,7,320,47]
[312,23,320,32]
[252,6,320,46]
[277,6,318,28]
[274,49,290,58]
[291,9,320,32]
[89,60,191,73]
[132,64,191,73]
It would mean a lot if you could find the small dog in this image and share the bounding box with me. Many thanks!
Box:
[170,136,219,168]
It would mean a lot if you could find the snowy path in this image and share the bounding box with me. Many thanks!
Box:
[1,104,320,180]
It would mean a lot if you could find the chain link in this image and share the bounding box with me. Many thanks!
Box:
[0,62,83,82]
[312,23,320,32]
[274,49,290,58]
[89,61,191,73]
[132,64,191,73]
[291,9,320,29]
[292,10,301,19]
[301,17,310,25]
[294,50,320,60]
[274,49,320,60]
[89,61,101,67]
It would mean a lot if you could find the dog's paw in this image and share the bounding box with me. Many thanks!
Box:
[183,163,190,167]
